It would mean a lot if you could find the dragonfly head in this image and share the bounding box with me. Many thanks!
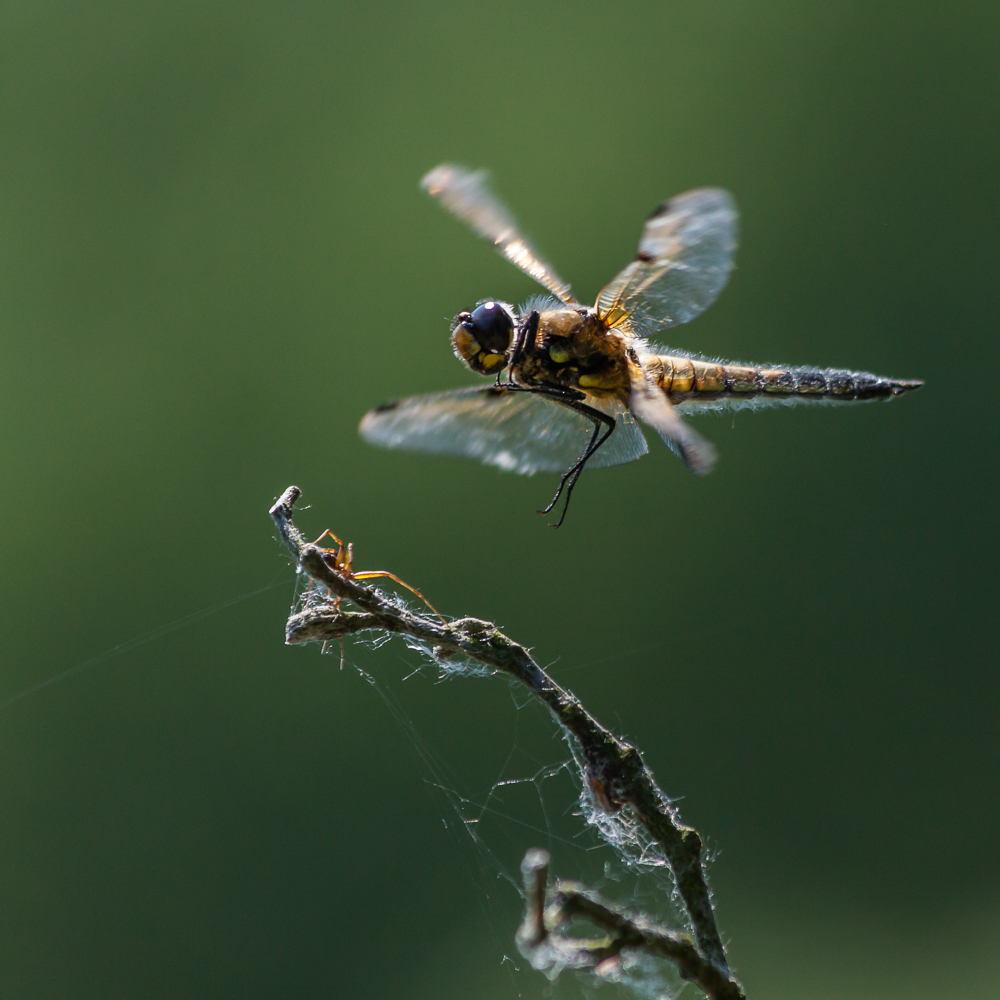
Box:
[451,300,514,376]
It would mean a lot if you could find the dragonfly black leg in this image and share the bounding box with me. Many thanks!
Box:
[539,401,616,527]
[495,311,539,388]
[499,380,617,526]
[538,411,602,517]
[510,311,538,369]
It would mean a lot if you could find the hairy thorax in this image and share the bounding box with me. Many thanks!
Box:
[514,309,631,401]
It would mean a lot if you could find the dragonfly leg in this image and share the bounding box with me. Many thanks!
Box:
[500,381,616,526]
[538,400,616,527]
[509,311,539,370]
[495,311,539,388]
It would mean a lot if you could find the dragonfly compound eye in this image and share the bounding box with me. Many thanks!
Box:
[450,300,513,375]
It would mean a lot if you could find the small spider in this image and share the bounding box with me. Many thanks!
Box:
[311,529,445,666]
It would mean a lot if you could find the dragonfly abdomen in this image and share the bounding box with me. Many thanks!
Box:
[650,354,922,404]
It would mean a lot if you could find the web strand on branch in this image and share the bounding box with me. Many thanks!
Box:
[270,485,746,1000]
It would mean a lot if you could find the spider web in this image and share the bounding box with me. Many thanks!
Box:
[291,576,698,1000]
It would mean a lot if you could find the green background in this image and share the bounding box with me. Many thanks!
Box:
[1,1,996,997]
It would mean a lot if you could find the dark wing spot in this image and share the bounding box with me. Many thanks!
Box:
[636,250,655,262]
[483,386,511,398]
[647,198,673,221]
[372,400,401,413]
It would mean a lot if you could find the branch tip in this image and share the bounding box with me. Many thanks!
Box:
[270,485,301,519]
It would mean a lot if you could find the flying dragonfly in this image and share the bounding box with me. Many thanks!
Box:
[360,165,922,526]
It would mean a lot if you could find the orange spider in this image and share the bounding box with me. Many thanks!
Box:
[311,529,445,665]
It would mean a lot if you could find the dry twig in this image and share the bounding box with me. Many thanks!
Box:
[517,849,744,1000]
[270,485,746,1000]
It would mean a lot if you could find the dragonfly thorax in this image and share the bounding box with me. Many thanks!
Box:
[516,308,632,401]
[451,300,514,375]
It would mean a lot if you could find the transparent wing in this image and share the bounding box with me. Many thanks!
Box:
[422,164,578,305]
[596,188,737,336]
[628,371,717,475]
[359,386,647,476]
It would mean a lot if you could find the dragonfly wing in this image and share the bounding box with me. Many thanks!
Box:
[360,386,647,475]
[422,165,577,305]
[627,371,717,475]
[596,188,737,336]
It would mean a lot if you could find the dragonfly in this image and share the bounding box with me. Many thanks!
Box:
[360,165,922,526]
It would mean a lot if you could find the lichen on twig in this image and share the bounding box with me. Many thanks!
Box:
[270,485,746,1000]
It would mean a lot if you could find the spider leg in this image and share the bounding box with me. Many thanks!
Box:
[312,529,347,551]
[313,529,350,583]
[352,571,446,623]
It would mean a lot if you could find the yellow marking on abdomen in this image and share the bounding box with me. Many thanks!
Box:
[693,360,726,393]
[722,364,758,392]
[657,356,797,398]
[653,354,922,402]
[666,358,695,394]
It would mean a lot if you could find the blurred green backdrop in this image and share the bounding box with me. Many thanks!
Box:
[1,1,997,997]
